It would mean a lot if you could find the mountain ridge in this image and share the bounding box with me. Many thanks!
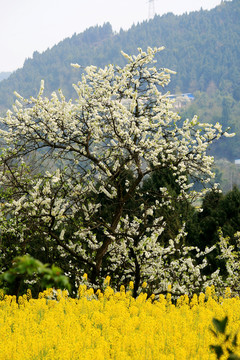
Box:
[0,0,239,111]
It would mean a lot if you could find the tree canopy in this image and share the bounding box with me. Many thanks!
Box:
[0,47,235,296]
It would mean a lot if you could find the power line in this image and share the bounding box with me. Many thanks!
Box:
[148,0,155,19]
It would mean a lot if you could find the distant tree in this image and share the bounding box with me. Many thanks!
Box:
[186,186,240,279]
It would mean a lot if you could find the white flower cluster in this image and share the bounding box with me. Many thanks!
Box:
[0,46,234,294]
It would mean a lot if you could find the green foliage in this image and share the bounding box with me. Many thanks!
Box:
[210,316,240,359]
[185,186,240,276]
[180,91,240,162]
[1,255,71,296]
[187,186,240,249]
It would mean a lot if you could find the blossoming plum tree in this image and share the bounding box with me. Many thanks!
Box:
[0,47,233,295]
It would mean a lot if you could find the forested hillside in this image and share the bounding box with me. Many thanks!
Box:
[180,90,240,161]
[0,72,11,82]
[0,0,239,111]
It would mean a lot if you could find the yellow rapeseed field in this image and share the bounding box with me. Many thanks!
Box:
[0,283,239,360]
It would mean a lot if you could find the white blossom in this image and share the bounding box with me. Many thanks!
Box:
[0,46,233,296]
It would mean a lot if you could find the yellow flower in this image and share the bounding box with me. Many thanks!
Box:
[129,281,134,290]
[120,285,125,293]
[0,285,239,359]
[142,281,147,289]
[104,275,111,286]
[26,289,32,300]
[82,273,88,281]
[225,287,231,299]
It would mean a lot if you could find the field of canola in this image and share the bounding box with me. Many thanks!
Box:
[0,284,240,360]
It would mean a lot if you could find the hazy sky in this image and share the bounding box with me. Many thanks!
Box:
[1,0,222,72]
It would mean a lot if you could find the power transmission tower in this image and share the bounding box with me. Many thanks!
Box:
[148,0,155,19]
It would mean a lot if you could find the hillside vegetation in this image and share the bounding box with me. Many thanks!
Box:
[0,72,11,82]
[0,0,239,111]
